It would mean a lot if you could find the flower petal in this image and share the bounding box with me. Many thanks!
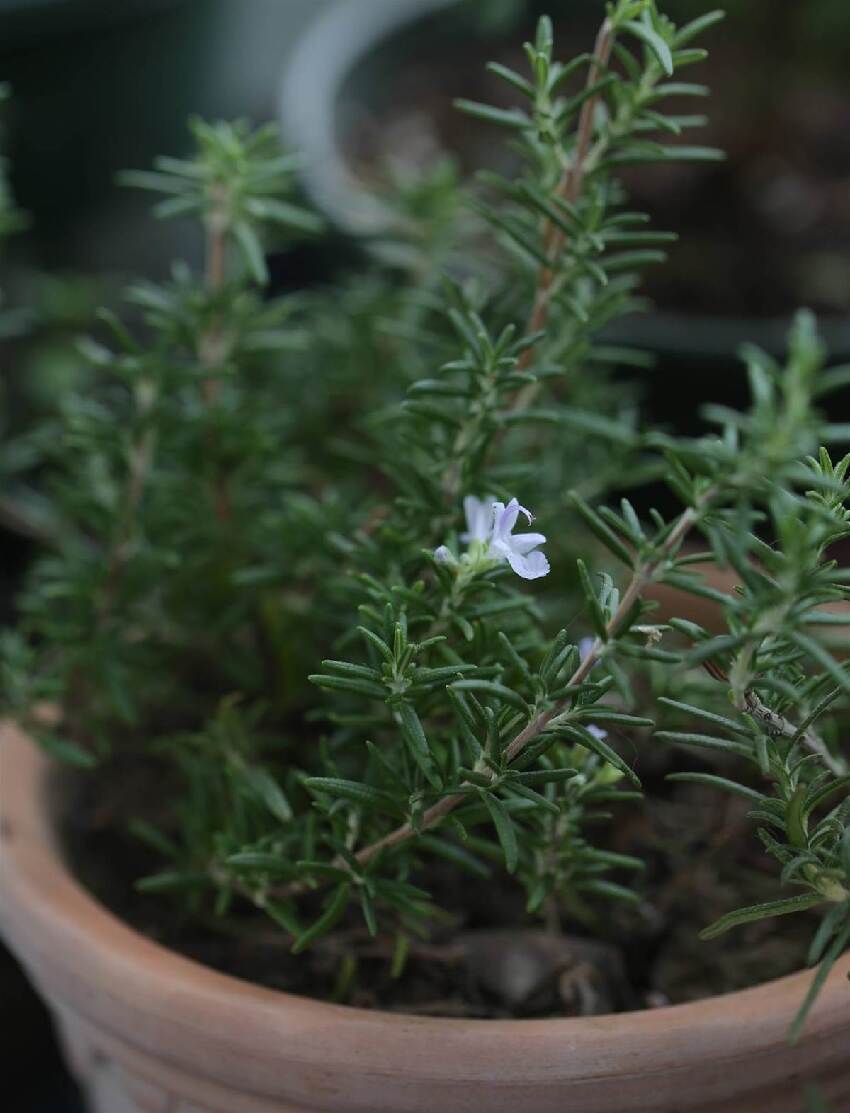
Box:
[492,498,521,540]
[490,500,509,540]
[503,546,550,580]
[434,545,454,564]
[509,531,546,555]
[462,495,492,542]
[488,537,511,563]
[587,724,608,741]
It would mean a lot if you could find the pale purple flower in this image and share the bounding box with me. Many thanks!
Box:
[578,636,596,663]
[435,495,550,581]
[461,494,494,544]
[488,498,550,581]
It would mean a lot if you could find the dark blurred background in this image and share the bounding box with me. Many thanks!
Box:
[0,1,848,1108]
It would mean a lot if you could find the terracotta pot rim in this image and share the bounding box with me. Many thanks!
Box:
[2,722,850,1110]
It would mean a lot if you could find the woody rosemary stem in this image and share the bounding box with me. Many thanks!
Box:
[442,18,615,503]
[503,493,706,763]
[200,184,231,519]
[275,490,714,898]
[201,185,227,404]
[515,17,615,384]
[100,187,231,615]
[704,662,847,779]
[97,386,157,623]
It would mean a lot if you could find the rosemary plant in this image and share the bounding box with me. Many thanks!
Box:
[4,2,850,1035]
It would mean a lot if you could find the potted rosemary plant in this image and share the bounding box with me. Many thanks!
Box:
[3,4,850,1111]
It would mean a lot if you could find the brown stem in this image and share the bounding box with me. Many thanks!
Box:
[745,689,846,777]
[706,662,846,778]
[97,395,157,624]
[276,492,712,900]
[513,18,615,387]
[442,18,615,505]
[99,192,231,619]
[200,186,231,518]
[201,190,228,404]
[502,497,702,765]
[206,199,227,290]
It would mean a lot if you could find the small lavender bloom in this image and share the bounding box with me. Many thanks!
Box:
[578,636,596,662]
[461,495,494,543]
[437,495,550,581]
[587,724,608,741]
[488,498,550,581]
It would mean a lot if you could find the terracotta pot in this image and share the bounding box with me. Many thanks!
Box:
[3,726,850,1112]
[647,559,850,641]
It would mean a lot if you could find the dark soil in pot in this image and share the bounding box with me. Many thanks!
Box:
[60,733,817,1021]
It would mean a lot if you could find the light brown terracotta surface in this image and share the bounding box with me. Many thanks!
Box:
[648,560,850,637]
[3,725,850,1113]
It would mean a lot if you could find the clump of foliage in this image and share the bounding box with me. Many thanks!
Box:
[4,1,850,1036]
